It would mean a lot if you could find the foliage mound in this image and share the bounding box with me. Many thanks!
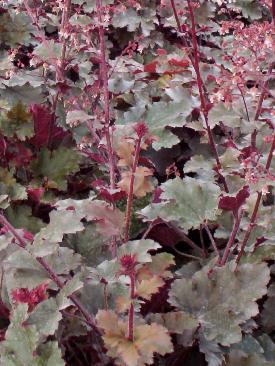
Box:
[0,0,274,365]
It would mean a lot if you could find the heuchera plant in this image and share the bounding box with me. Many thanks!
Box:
[0,0,274,365]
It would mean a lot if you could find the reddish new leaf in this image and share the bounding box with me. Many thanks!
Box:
[27,187,44,203]
[29,104,68,148]
[11,283,48,312]
[168,58,189,68]
[144,60,159,73]
[219,186,250,213]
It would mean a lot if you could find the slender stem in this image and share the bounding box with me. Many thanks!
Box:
[24,0,71,149]
[235,135,275,266]
[265,134,275,170]
[204,223,220,259]
[170,0,184,36]
[219,210,243,266]
[36,256,97,330]
[169,0,194,64]
[254,64,273,120]
[186,0,229,193]
[168,222,206,257]
[47,93,59,149]
[251,63,274,148]
[103,282,108,310]
[96,0,116,190]
[235,194,262,266]
[22,0,63,80]
[199,224,207,257]
[0,215,26,248]
[110,236,117,258]
[60,0,71,72]
[250,0,275,148]
[237,85,250,122]
[0,214,98,332]
[141,219,161,239]
[96,0,117,258]
[127,273,135,342]
[124,137,142,243]
[235,3,275,265]
[173,248,202,261]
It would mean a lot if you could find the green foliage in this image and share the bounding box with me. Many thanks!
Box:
[0,0,274,365]
[169,262,270,346]
[0,168,27,202]
[6,205,44,234]
[140,176,221,231]
[30,147,81,190]
[0,12,33,47]
[0,305,65,366]
[0,102,33,140]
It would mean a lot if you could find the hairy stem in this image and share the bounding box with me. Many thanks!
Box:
[250,0,274,146]
[127,273,135,342]
[235,195,262,266]
[236,134,275,266]
[96,0,117,258]
[237,85,250,122]
[124,137,142,243]
[251,63,274,148]
[47,93,59,149]
[169,0,194,64]
[219,210,243,266]
[96,0,116,190]
[235,0,275,264]
[22,0,63,80]
[199,224,207,256]
[204,223,220,259]
[60,0,72,71]
[24,0,71,148]
[0,214,98,332]
[186,0,229,193]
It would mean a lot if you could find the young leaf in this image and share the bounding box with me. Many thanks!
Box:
[118,239,161,264]
[96,310,173,366]
[118,167,154,198]
[136,276,165,300]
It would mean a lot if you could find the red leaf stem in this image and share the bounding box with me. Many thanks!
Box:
[170,0,192,52]
[60,0,71,71]
[251,63,274,148]
[48,0,71,148]
[204,223,220,259]
[173,0,229,193]
[127,273,135,342]
[219,209,243,266]
[96,0,116,190]
[22,0,63,80]
[235,134,275,266]
[124,136,142,243]
[235,2,275,265]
